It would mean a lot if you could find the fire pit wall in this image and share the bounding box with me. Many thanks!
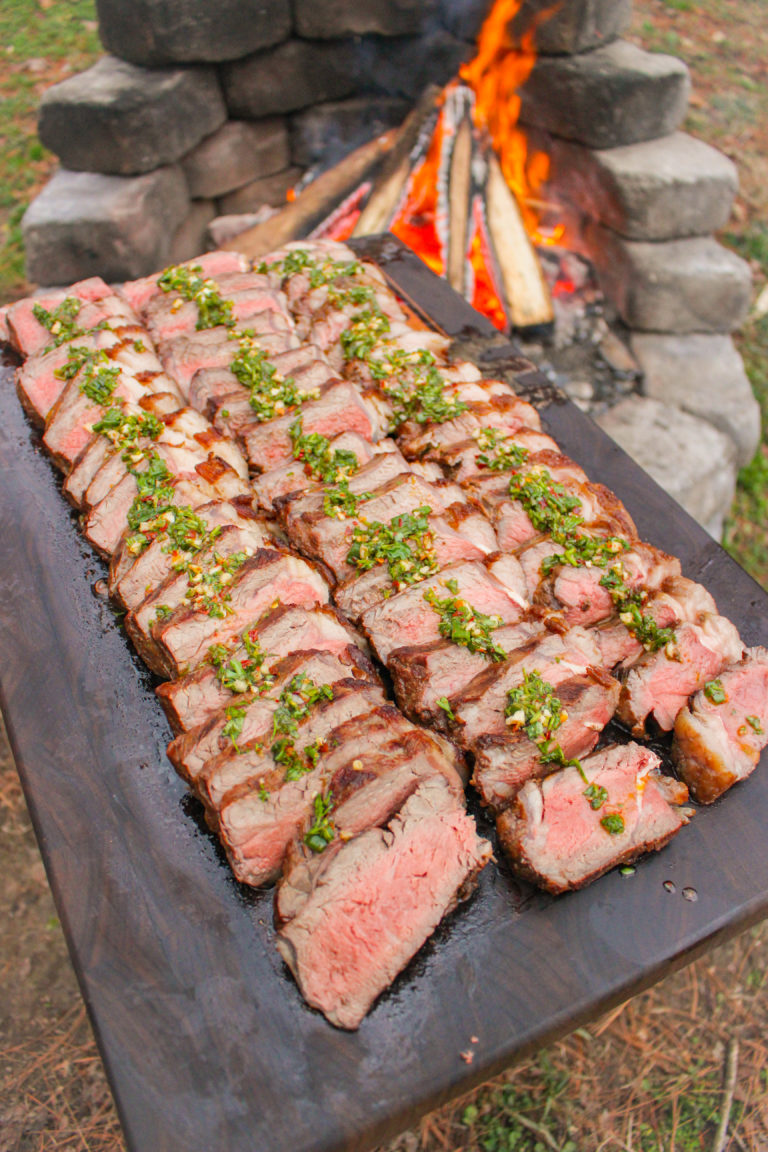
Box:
[24,0,757,537]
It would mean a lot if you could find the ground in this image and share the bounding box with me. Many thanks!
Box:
[1,1,767,1149]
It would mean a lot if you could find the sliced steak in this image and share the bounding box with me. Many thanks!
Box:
[156,604,371,734]
[672,646,768,803]
[497,743,691,894]
[451,627,604,748]
[361,560,525,665]
[275,774,492,1029]
[7,277,116,357]
[253,433,385,513]
[388,622,543,727]
[170,656,384,785]
[152,550,330,678]
[471,671,621,814]
[119,251,248,314]
[398,394,542,459]
[617,614,744,735]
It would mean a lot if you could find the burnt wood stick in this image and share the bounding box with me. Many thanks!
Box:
[446,110,473,295]
[484,150,554,330]
[224,131,398,259]
[352,86,442,237]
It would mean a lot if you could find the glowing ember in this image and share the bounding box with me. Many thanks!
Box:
[389,100,447,277]
[468,198,508,332]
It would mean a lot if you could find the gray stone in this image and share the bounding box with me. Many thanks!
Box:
[208,211,274,247]
[168,199,216,264]
[295,0,433,39]
[181,120,290,199]
[585,224,753,334]
[549,133,738,241]
[352,29,472,98]
[218,167,304,212]
[631,332,761,468]
[95,0,291,66]
[510,0,632,54]
[519,40,690,148]
[596,395,737,539]
[222,41,357,118]
[22,166,190,285]
[439,0,630,50]
[290,97,410,168]
[37,56,227,176]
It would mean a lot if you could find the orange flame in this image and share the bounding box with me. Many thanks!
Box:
[390,101,447,277]
[461,0,555,237]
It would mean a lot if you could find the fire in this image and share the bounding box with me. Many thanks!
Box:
[460,0,554,238]
[389,102,447,278]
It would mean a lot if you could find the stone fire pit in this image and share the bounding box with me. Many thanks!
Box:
[21,0,758,537]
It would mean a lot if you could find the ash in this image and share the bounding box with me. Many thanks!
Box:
[515,247,641,415]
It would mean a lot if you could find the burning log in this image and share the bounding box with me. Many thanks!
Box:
[223,130,398,260]
[352,86,442,238]
[479,148,554,331]
[443,86,474,298]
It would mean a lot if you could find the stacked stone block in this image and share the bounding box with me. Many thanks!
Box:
[22,0,757,536]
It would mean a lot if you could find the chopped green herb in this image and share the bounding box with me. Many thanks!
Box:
[33,297,83,346]
[92,407,163,463]
[504,670,566,743]
[54,344,97,382]
[182,549,248,618]
[746,715,764,734]
[384,364,468,429]
[80,361,120,405]
[474,427,530,472]
[153,604,172,623]
[208,631,274,697]
[703,678,727,704]
[424,587,507,660]
[157,264,234,330]
[258,780,270,803]
[304,791,335,853]
[222,705,247,750]
[599,564,676,653]
[272,736,324,782]
[436,696,455,720]
[230,337,310,422]
[272,674,334,738]
[347,504,438,589]
[584,783,608,810]
[340,309,392,360]
[600,813,625,836]
[508,468,582,539]
[323,481,371,520]
[289,418,360,483]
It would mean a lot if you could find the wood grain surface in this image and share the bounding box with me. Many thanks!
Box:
[2,241,767,1152]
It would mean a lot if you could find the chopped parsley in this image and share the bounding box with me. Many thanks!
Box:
[340,309,392,361]
[222,705,247,751]
[33,297,84,346]
[347,504,438,589]
[92,407,163,464]
[322,481,371,520]
[289,418,359,483]
[54,344,98,382]
[746,715,764,734]
[436,696,455,720]
[703,678,727,704]
[508,468,582,539]
[208,631,274,697]
[271,674,334,738]
[230,337,311,422]
[79,360,121,406]
[600,813,625,836]
[304,791,335,853]
[182,549,248,618]
[504,670,566,743]
[474,427,530,472]
[157,263,234,330]
[600,565,676,652]
[272,736,324,782]
[583,783,608,811]
[384,364,468,429]
[423,586,507,661]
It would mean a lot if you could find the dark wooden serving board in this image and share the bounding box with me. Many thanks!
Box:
[2,239,768,1152]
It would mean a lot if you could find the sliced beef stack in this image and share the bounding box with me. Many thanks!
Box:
[5,237,764,1030]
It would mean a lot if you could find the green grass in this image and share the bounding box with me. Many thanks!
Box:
[0,0,100,302]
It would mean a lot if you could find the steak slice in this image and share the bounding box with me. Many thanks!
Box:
[451,627,604,749]
[471,671,621,813]
[124,523,267,667]
[360,560,526,664]
[7,276,116,357]
[398,394,541,459]
[497,743,691,894]
[240,381,377,471]
[617,614,744,735]
[169,656,384,784]
[275,774,492,1029]
[275,442,409,525]
[672,646,768,803]
[211,686,390,879]
[119,251,248,314]
[440,426,559,482]
[156,604,370,734]
[152,550,330,678]
[254,432,385,513]
[388,622,542,727]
